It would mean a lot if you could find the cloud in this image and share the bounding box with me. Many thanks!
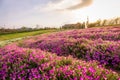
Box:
[38,0,78,11]
[42,0,93,11]
[50,0,63,3]
[66,0,93,10]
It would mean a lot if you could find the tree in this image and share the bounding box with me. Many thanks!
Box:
[102,19,107,26]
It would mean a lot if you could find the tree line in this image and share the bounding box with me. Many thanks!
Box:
[0,17,120,34]
[62,17,120,29]
[0,26,57,35]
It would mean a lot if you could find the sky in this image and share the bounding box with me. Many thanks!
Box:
[0,0,120,28]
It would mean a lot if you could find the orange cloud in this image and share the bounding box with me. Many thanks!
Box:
[66,0,93,10]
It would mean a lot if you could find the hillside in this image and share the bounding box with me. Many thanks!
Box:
[0,26,120,80]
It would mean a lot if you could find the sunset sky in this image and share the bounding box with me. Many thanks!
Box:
[0,0,120,28]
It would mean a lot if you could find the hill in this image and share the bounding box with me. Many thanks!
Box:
[0,26,120,79]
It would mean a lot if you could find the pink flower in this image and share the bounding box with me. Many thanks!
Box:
[80,77,84,80]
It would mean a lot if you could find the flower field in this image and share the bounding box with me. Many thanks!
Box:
[0,27,120,80]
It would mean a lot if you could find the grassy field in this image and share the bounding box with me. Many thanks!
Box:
[0,29,59,41]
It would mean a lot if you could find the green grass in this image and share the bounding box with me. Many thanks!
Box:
[0,29,58,41]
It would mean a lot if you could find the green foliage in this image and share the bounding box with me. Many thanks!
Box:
[67,43,88,58]
[56,58,72,67]
[27,60,38,69]
[17,41,25,47]
[39,58,49,65]
[106,73,119,80]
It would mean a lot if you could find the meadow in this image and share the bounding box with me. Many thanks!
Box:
[0,29,60,47]
[0,29,58,41]
[0,26,120,80]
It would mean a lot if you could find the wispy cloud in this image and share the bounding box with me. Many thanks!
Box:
[40,0,93,12]
[66,0,93,10]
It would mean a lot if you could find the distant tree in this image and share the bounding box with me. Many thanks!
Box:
[109,19,114,26]
[74,23,82,29]
[114,17,119,25]
[21,26,27,30]
[101,19,107,26]
[96,19,102,27]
